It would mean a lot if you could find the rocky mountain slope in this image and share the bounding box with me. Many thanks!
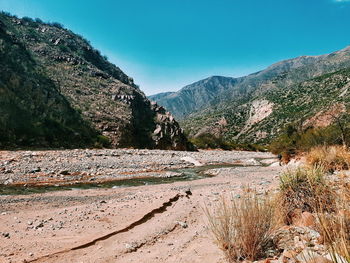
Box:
[0,12,193,150]
[150,46,350,143]
[149,76,240,118]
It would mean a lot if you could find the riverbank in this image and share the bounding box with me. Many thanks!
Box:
[0,149,280,263]
[0,149,275,187]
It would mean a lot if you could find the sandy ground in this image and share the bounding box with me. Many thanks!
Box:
[0,150,281,263]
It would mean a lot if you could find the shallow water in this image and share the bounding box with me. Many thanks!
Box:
[0,163,261,195]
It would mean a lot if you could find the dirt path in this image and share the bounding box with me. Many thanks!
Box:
[0,150,281,263]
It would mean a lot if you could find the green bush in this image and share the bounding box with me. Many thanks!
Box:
[94,135,111,148]
[190,133,266,151]
[190,133,230,149]
[269,123,347,158]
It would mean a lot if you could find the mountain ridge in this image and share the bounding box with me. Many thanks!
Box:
[150,45,350,143]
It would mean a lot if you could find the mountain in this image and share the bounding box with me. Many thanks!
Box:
[150,46,350,143]
[0,12,193,150]
[149,76,240,119]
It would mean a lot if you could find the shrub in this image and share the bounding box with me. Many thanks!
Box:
[94,135,110,148]
[317,184,350,262]
[307,146,350,172]
[190,133,230,149]
[269,124,345,159]
[190,133,266,151]
[35,18,43,23]
[205,192,276,262]
[22,16,34,23]
[22,16,38,27]
[50,22,64,29]
[58,44,69,53]
[277,166,335,224]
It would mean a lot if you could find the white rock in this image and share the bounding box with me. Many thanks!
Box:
[181,157,203,166]
[270,161,281,167]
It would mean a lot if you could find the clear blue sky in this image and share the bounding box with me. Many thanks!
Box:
[1,0,350,95]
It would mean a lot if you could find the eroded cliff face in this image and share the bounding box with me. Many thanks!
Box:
[0,13,193,150]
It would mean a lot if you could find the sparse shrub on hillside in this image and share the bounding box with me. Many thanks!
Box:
[0,11,12,17]
[205,192,276,262]
[49,22,64,29]
[35,18,43,24]
[58,44,69,53]
[307,146,350,171]
[22,16,34,23]
[277,166,335,225]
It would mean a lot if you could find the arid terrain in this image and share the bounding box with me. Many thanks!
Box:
[0,149,280,263]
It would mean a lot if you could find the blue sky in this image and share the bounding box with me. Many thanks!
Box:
[1,0,350,95]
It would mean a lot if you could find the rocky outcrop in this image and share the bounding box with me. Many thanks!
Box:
[0,12,193,150]
[151,102,195,150]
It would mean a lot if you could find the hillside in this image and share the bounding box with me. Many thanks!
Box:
[0,12,193,150]
[149,76,240,119]
[150,46,350,143]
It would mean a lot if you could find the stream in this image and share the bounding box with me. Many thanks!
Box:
[0,162,266,195]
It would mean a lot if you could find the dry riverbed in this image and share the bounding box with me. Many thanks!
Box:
[0,149,281,263]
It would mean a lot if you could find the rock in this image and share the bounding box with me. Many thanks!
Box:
[2,232,10,238]
[305,256,332,263]
[271,226,320,252]
[177,221,188,228]
[125,242,138,253]
[30,167,41,173]
[243,158,261,166]
[184,188,192,196]
[180,157,203,166]
[282,249,298,259]
[270,162,281,167]
[35,222,44,229]
[4,179,13,185]
[292,210,316,228]
[59,170,70,175]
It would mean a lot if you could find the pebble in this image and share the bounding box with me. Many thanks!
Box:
[176,221,188,228]
[0,149,274,186]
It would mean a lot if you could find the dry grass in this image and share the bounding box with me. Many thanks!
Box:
[316,183,350,262]
[307,146,350,171]
[205,192,276,262]
[276,166,335,225]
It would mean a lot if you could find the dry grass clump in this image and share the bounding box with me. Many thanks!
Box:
[277,166,335,225]
[317,184,350,262]
[205,192,276,262]
[307,146,350,171]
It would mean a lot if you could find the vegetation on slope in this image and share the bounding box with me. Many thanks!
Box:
[0,12,193,150]
[151,46,350,145]
[0,15,98,148]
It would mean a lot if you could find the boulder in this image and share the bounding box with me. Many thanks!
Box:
[292,210,316,228]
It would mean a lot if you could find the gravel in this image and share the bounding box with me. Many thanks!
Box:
[0,149,275,186]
